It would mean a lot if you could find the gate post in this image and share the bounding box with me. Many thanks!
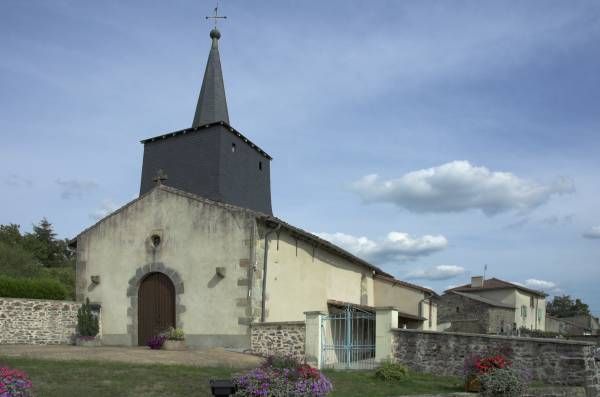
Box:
[304,311,326,369]
[375,307,398,363]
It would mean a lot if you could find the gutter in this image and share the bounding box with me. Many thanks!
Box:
[261,221,281,323]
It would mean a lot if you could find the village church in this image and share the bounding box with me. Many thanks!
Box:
[71,27,437,348]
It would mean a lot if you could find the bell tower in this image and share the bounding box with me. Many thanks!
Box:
[138,27,273,215]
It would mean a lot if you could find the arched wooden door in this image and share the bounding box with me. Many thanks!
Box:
[138,272,175,346]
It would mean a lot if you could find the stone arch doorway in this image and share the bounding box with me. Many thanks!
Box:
[137,272,175,346]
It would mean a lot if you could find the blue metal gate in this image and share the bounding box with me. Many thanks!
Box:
[320,304,376,369]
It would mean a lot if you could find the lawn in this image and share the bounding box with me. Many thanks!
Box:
[1,356,463,396]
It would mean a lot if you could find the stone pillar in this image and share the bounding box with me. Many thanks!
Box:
[375,307,398,363]
[304,311,326,369]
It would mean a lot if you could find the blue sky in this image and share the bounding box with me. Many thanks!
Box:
[1,1,599,314]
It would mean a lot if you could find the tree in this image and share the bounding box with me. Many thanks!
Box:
[0,224,39,277]
[546,295,590,318]
[23,218,71,268]
[0,218,76,299]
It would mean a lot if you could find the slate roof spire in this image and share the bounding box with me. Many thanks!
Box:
[192,28,229,127]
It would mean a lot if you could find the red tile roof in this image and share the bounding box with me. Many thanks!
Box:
[446,278,546,298]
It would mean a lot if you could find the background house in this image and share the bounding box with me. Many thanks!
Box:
[546,314,600,336]
[438,276,546,334]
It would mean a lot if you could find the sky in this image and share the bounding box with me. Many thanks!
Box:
[1,1,599,314]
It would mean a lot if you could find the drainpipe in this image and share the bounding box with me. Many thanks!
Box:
[261,221,281,323]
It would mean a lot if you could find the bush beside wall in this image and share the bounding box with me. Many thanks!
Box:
[0,275,68,300]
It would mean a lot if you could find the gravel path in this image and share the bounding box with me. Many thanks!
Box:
[0,344,262,368]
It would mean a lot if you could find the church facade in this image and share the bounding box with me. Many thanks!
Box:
[72,28,437,348]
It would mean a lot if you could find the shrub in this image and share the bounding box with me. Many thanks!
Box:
[0,275,67,300]
[147,335,167,350]
[0,365,33,397]
[77,298,99,337]
[374,360,409,382]
[263,354,302,370]
[478,367,527,396]
[518,327,561,339]
[166,327,185,341]
[234,355,333,396]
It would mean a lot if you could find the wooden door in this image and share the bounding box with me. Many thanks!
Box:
[138,272,175,346]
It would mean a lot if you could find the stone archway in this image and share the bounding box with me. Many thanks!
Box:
[126,262,185,346]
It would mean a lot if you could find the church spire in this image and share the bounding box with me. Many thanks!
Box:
[192,28,230,127]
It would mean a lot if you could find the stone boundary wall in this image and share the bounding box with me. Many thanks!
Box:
[0,297,81,345]
[250,321,305,360]
[569,335,600,346]
[391,329,600,397]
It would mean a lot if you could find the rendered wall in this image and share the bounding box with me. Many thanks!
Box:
[263,230,374,322]
[373,278,436,330]
[76,187,256,348]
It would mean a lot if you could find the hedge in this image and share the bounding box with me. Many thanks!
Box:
[0,275,68,300]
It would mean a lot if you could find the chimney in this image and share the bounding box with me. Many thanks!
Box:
[471,276,484,288]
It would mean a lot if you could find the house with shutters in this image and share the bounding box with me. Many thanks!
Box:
[437,276,546,334]
[70,27,437,348]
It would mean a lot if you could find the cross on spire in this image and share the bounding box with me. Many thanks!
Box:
[153,169,168,186]
[205,2,227,28]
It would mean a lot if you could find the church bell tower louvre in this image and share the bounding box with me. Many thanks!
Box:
[138,26,273,215]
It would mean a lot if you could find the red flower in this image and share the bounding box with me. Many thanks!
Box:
[474,355,511,374]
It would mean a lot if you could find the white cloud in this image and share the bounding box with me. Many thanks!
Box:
[316,231,447,264]
[524,279,557,290]
[89,199,120,221]
[405,265,466,281]
[583,226,600,239]
[351,161,574,216]
[56,179,98,199]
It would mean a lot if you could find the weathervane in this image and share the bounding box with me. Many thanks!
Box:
[206,1,227,28]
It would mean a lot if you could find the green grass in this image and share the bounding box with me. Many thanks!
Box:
[324,369,464,396]
[0,356,463,397]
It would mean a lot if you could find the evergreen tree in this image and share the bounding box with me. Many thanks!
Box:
[23,218,68,268]
[547,295,590,318]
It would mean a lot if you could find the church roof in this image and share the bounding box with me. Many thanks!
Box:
[192,28,229,127]
[139,120,272,160]
[71,185,435,295]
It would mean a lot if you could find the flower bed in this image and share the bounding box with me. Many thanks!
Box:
[234,355,333,396]
[463,347,530,395]
[0,366,33,397]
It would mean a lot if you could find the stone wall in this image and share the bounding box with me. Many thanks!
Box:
[391,329,600,396]
[0,298,81,344]
[250,321,305,360]
[438,292,515,334]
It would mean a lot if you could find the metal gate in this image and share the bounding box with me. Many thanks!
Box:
[320,304,376,369]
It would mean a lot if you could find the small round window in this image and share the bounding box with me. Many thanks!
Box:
[151,234,161,247]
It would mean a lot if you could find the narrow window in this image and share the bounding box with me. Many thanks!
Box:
[530,296,534,308]
[231,143,236,153]
[456,307,460,313]
[259,161,262,170]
